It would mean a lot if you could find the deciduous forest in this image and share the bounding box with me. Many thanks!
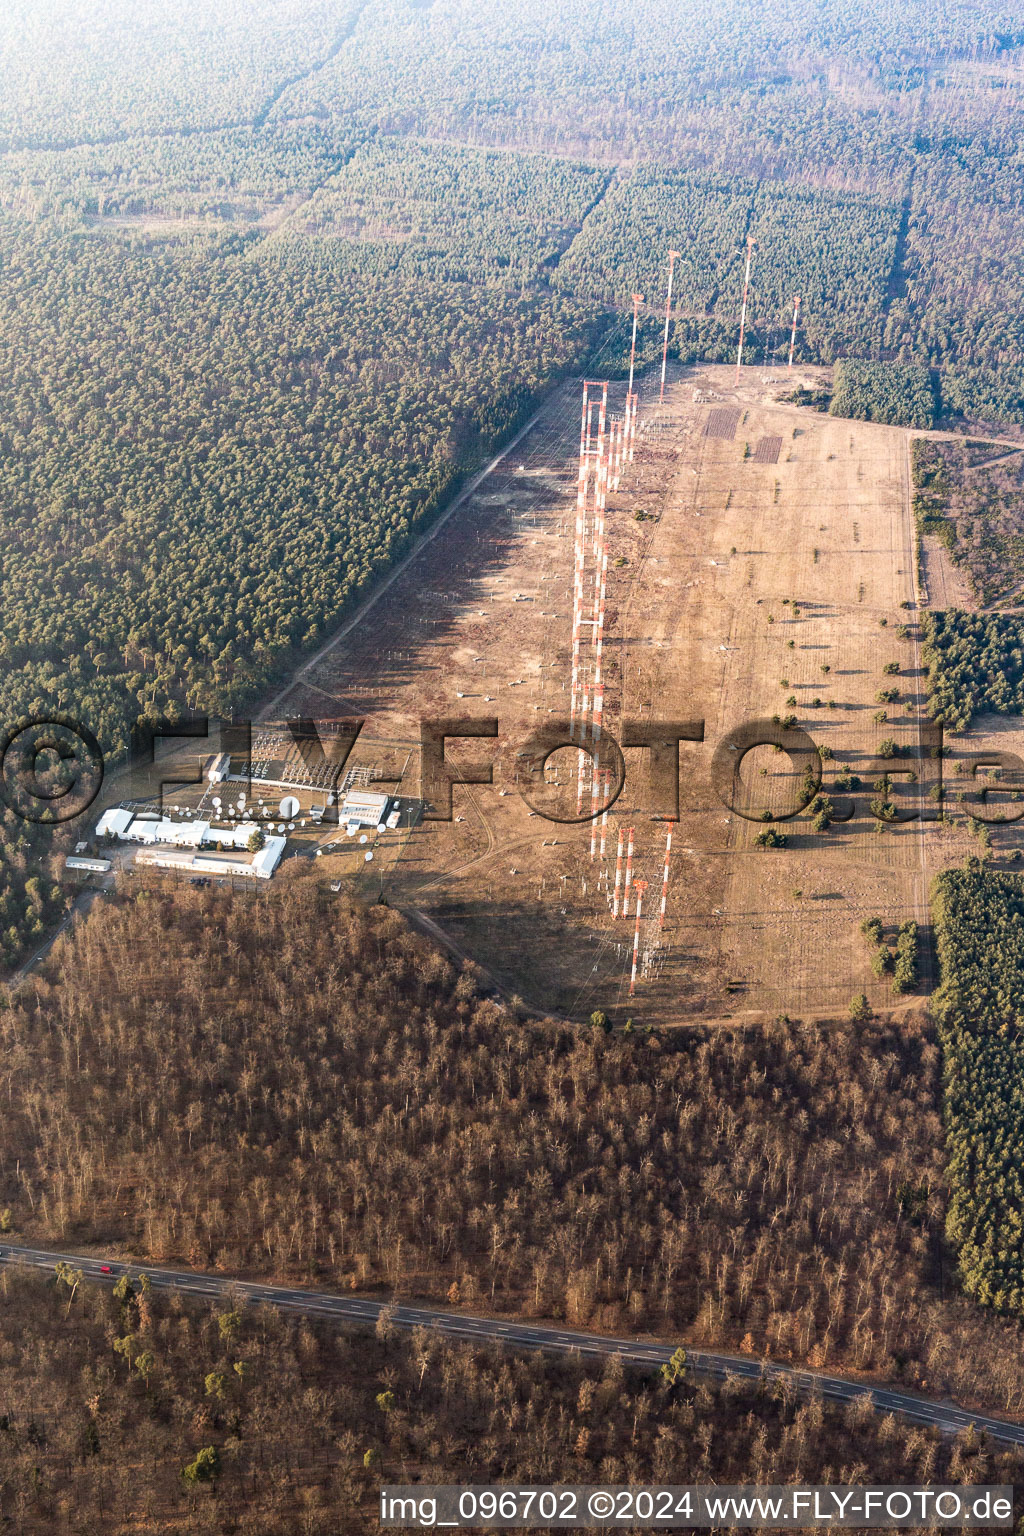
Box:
[914,437,1024,605]
[8,7,1024,1513]
[7,880,1024,1421]
[3,1267,1017,1534]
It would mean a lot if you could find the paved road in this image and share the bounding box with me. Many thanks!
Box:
[2,1243,1022,1448]
[6,888,102,994]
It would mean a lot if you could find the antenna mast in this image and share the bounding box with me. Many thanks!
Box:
[628,291,643,397]
[626,291,643,460]
[629,880,649,997]
[659,829,673,928]
[787,295,801,370]
[659,252,680,403]
[734,236,755,385]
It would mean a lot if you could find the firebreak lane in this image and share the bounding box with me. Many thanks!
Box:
[1,1243,1021,1448]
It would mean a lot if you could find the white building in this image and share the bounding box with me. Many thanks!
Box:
[95,807,133,839]
[207,752,231,782]
[94,808,286,879]
[134,835,285,881]
[250,838,286,878]
[65,855,112,875]
[340,790,390,829]
[123,816,208,846]
[201,821,263,850]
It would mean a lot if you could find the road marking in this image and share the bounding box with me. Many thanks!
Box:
[2,1243,1023,1444]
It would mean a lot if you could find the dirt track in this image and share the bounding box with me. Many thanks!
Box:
[277,363,1016,1022]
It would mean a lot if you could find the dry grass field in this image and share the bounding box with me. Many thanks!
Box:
[269,363,1022,1023]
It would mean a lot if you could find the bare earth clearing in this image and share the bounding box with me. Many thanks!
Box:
[261,365,1023,1023]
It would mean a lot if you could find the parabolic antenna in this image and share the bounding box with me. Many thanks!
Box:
[279,795,300,819]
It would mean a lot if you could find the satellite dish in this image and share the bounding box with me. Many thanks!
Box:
[279,795,300,819]
[364,851,374,862]
[276,823,285,833]
[359,834,368,844]
[287,821,296,831]
[212,797,221,808]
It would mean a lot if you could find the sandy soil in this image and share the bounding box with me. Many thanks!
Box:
[262,363,1024,1023]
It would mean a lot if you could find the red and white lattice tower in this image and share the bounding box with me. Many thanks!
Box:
[591,431,609,745]
[623,825,636,915]
[659,253,680,404]
[582,415,611,814]
[590,768,611,861]
[735,235,755,384]
[629,879,649,997]
[787,295,801,370]
[570,381,608,743]
[612,826,625,916]
[608,416,620,493]
[625,389,638,465]
[659,829,673,928]
[570,384,590,737]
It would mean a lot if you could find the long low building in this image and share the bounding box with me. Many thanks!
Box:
[65,855,113,875]
[94,808,286,878]
[122,816,208,847]
[134,835,286,880]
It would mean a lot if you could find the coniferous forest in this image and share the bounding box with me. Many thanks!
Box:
[5,0,1024,958]
[8,880,1024,1421]
[9,7,1024,1521]
[932,864,1024,1315]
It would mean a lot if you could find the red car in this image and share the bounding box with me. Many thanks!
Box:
[100,1264,112,1274]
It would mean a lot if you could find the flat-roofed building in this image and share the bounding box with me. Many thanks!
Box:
[340,790,390,828]
[124,816,209,846]
[95,807,133,839]
[134,834,285,880]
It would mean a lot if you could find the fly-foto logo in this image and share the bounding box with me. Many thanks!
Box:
[4,709,1024,828]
